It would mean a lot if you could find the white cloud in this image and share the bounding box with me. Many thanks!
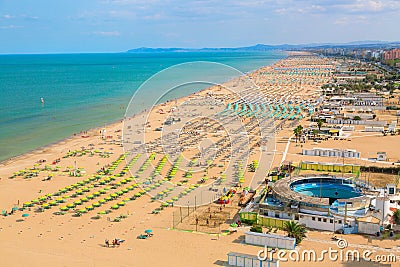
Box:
[93,30,120,36]
[334,15,368,25]
[3,14,14,19]
[0,24,22,29]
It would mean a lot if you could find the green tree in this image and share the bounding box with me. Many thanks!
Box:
[317,119,324,132]
[293,125,303,143]
[393,209,400,225]
[283,220,307,244]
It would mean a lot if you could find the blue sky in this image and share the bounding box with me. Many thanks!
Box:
[0,0,399,53]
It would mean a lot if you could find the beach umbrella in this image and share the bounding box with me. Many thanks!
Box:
[111,205,119,209]
[22,213,29,218]
[98,211,106,215]
[144,229,152,234]
[60,206,69,211]
[23,202,32,207]
[117,201,125,206]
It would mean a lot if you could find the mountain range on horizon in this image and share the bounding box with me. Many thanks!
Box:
[127,41,400,53]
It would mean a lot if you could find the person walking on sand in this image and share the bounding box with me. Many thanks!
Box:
[105,239,109,247]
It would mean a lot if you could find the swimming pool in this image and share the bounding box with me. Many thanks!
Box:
[290,177,361,200]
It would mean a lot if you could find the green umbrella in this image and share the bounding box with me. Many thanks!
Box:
[22,213,29,217]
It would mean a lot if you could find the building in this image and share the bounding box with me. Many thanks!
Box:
[302,148,360,158]
[383,48,400,61]
[377,152,387,161]
[239,175,396,236]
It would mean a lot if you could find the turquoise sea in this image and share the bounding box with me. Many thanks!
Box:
[0,51,285,162]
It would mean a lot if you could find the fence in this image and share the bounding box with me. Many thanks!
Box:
[173,201,238,233]
[257,216,287,229]
[172,206,197,228]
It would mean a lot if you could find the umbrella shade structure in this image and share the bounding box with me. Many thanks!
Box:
[12,206,19,211]
[22,213,29,217]
[23,202,33,207]
[144,229,152,233]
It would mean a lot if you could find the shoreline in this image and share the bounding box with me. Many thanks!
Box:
[1,55,286,166]
[3,52,393,267]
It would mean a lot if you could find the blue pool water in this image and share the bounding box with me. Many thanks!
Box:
[291,178,361,199]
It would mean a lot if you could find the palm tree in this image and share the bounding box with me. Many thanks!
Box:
[312,129,319,140]
[317,119,323,133]
[283,220,307,244]
[293,125,303,143]
[293,127,300,143]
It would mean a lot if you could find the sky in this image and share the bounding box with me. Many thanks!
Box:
[0,0,399,53]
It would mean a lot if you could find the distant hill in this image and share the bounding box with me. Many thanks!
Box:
[127,41,400,53]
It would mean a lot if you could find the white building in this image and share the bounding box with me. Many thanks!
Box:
[302,148,360,158]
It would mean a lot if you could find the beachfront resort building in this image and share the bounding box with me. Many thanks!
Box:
[240,175,400,235]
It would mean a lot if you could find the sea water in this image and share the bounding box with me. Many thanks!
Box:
[0,51,284,161]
